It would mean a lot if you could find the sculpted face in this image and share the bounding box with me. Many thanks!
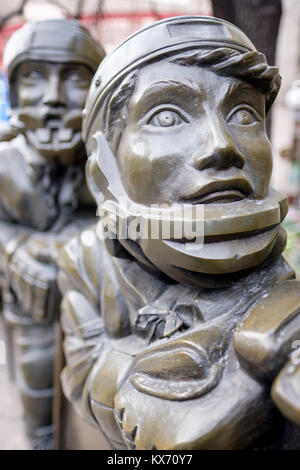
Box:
[15,60,93,163]
[117,61,273,206]
[17,61,91,114]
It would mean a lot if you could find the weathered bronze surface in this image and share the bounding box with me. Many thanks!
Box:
[58,16,300,449]
[0,19,105,449]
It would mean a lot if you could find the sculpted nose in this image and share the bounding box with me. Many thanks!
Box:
[194,117,245,171]
[43,75,65,107]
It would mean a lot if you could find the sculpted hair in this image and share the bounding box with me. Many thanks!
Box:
[100,47,280,152]
[102,71,138,152]
[171,48,281,113]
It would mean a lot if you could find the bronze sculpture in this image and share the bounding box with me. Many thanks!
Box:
[58,16,300,449]
[0,19,105,449]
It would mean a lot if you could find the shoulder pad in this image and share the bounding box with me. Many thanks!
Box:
[234,280,300,379]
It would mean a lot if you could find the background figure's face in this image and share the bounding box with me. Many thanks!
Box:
[17,61,92,114]
[117,62,273,205]
[15,60,93,163]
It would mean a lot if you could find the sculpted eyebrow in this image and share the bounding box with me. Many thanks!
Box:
[224,82,256,100]
[133,79,200,105]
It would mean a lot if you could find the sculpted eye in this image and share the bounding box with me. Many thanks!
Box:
[66,71,84,82]
[148,109,188,127]
[227,106,260,126]
[23,69,43,81]
[65,69,90,86]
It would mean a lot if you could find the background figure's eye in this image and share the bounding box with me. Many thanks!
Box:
[228,108,258,126]
[66,71,84,82]
[64,68,90,87]
[23,70,43,81]
[148,109,186,127]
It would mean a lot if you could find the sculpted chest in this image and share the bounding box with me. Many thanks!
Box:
[88,277,300,449]
[0,141,85,231]
[60,230,299,449]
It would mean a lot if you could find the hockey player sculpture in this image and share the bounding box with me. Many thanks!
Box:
[58,16,300,450]
[0,19,105,449]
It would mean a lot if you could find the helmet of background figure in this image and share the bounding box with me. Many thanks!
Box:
[3,19,105,164]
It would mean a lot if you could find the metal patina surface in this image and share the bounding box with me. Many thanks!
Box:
[58,16,300,449]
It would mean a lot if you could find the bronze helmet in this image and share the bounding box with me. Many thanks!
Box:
[82,15,280,146]
[3,18,105,107]
[84,16,286,288]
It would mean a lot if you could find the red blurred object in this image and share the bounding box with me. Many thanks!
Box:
[0,9,210,70]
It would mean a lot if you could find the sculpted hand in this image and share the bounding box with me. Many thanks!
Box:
[113,319,254,451]
[112,336,217,450]
[8,235,60,322]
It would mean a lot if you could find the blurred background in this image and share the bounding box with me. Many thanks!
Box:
[0,0,300,449]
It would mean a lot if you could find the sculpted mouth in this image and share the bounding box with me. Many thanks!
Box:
[43,107,65,128]
[34,110,82,144]
[45,118,62,129]
[194,189,245,203]
[181,178,253,204]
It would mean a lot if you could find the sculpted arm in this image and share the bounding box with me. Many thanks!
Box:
[0,219,94,324]
[0,219,32,278]
[0,149,31,279]
[0,159,33,303]
[57,228,106,424]
[58,228,144,447]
